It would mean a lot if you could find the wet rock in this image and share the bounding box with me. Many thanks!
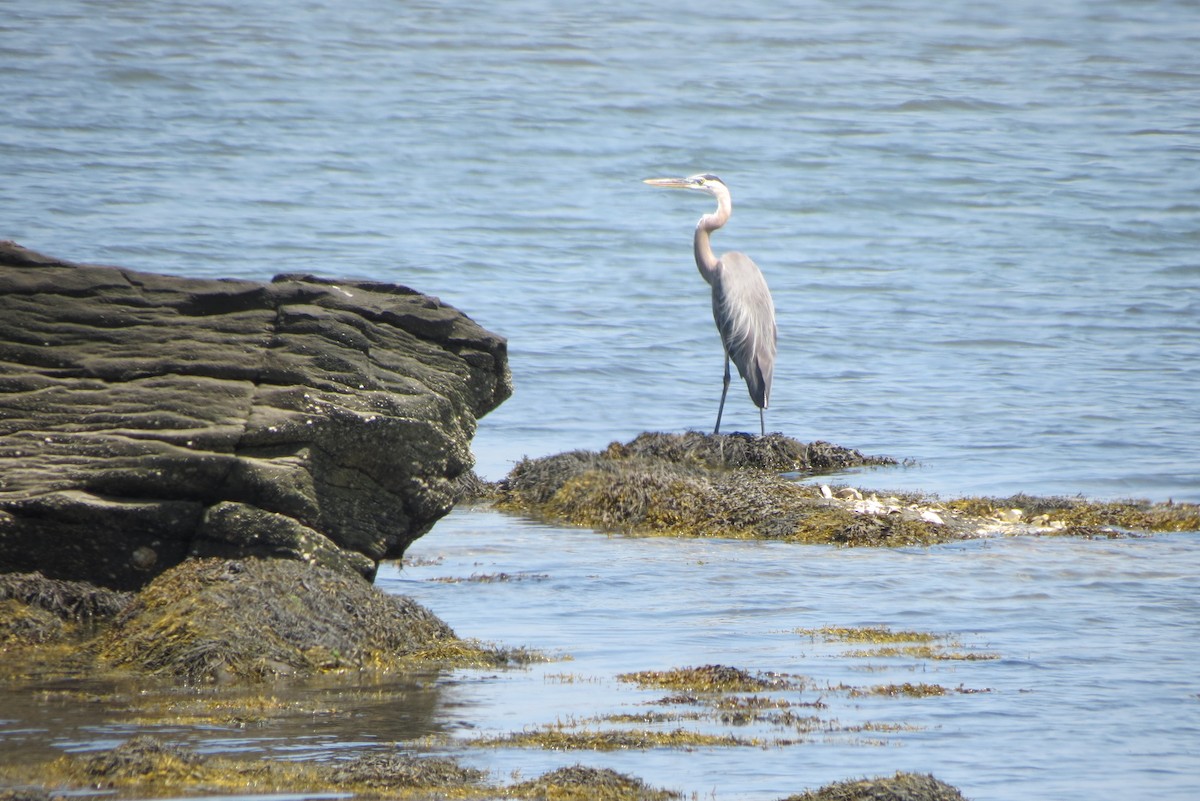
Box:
[780,771,966,801]
[494,432,1200,544]
[494,432,954,546]
[609,431,895,473]
[0,573,136,672]
[77,736,206,784]
[0,241,511,589]
[99,557,458,683]
[0,598,64,646]
[0,571,133,624]
[325,752,487,789]
[512,765,680,801]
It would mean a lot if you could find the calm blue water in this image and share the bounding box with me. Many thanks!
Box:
[2,2,1199,800]
[4,0,1198,501]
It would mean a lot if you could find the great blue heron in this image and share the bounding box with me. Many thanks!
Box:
[643,173,777,436]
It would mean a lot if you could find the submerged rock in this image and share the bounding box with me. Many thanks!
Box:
[0,241,511,589]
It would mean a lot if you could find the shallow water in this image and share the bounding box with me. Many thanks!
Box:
[4,510,1198,801]
[385,509,1200,801]
[3,1,1199,799]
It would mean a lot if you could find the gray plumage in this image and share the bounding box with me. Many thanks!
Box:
[644,173,777,436]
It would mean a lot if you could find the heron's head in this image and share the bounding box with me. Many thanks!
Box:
[643,173,727,198]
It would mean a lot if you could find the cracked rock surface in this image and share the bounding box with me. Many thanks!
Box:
[0,241,511,589]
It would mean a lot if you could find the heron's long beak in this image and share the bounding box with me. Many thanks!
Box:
[643,177,697,189]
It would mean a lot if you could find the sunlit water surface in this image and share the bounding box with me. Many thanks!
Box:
[2,1,1199,799]
[387,510,1200,801]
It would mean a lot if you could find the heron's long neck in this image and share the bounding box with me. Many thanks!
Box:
[693,192,731,286]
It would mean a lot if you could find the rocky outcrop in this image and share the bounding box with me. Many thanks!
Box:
[0,241,511,589]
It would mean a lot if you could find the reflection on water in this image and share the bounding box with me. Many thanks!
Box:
[0,670,450,766]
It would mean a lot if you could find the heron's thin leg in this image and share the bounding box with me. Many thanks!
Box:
[759,408,765,438]
[714,355,731,434]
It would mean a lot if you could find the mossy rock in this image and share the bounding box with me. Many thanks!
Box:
[608,431,894,473]
[492,432,1199,544]
[323,752,488,790]
[494,432,951,545]
[24,736,685,801]
[98,557,459,683]
[781,771,966,801]
[512,765,680,801]
[0,572,133,625]
[944,493,1200,533]
[0,572,135,671]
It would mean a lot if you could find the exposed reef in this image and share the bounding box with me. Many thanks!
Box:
[485,432,1199,544]
[0,734,965,801]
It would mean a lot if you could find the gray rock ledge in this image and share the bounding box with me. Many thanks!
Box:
[0,241,511,589]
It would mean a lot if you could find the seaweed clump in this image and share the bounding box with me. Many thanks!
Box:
[21,736,688,801]
[511,765,679,801]
[0,572,137,680]
[0,572,133,651]
[492,432,1200,544]
[617,664,800,693]
[0,572,133,624]
[2,558,538,688]
[97,557,471,683]
[781,771,966,801]
[494,432,949,546]
[39,736,492,798]
[71,736,206,787]
[325,752,488,790]
[13,736,970,801]
[944,493,1200,536]
[609,431,894,473]
[796,626,1000,662]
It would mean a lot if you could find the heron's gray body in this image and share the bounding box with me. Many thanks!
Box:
[708,250,774,411]
[645,173,777,436]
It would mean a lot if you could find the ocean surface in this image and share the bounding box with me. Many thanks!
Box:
[2,2,1198,800]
